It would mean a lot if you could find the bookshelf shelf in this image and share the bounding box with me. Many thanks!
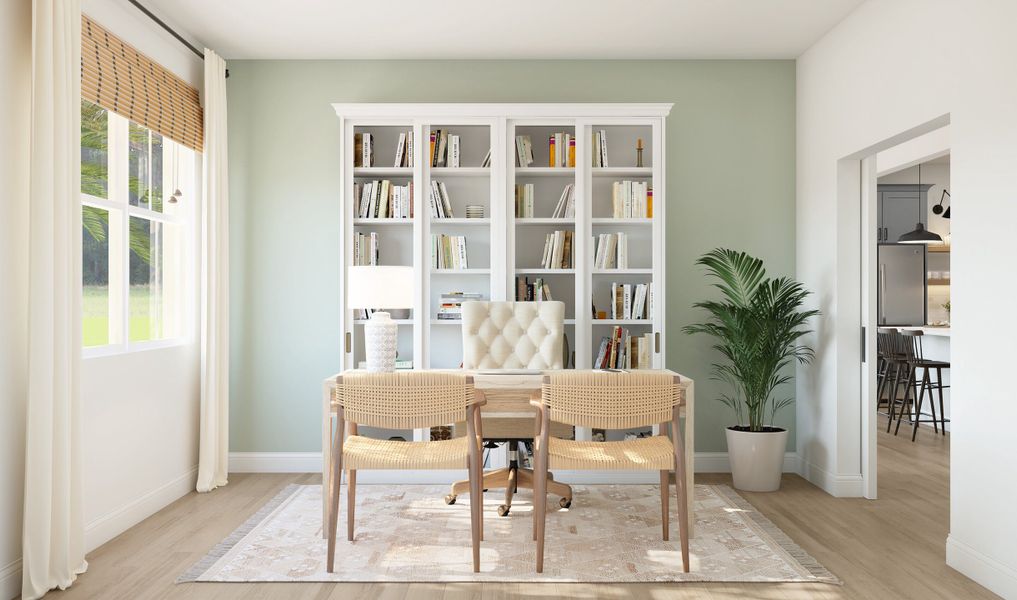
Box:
[593,167,653,177]
[515,167,576,177]
[354,167,413,177]
[337,103,670,381]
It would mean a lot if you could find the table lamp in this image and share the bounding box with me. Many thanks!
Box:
[347,266,414,372]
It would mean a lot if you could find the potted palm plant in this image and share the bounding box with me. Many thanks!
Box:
[684,249,818,492]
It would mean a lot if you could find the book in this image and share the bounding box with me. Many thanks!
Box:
[449,135,461,168]
[361,133,373,168]
[548,134,556,167]
[353,231,379,266]
[437,291,485,320]
[429,131,437,167]
[406,131,414,167]
[599,129,609,168]
[515,135,534,167]
[394,133,406,168]
[540,230,573,269]
[431,234,469,270]
[551,184,576,218]
[354,133,363,167]
[568,137,576,167]
[436,130,448,167]
[515,183,535,218]
[481,148,492,168]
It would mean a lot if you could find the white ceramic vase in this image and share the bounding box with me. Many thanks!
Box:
[725,427,788,492]
[363,311,397,372]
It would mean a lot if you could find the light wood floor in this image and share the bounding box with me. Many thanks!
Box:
[52,421,994,600]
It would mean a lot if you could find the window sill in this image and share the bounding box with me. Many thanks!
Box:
[82,337,192,360]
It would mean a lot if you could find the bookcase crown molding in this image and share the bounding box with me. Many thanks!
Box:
[332,102,674,119]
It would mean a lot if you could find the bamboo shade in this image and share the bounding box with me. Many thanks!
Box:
[81,14,203,152]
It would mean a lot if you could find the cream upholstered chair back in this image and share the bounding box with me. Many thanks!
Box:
[541,371,682,429]
[335,371,473,429]
[461,301,564,370]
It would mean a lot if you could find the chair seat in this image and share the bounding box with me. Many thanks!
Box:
[343,435,469,470]
[911,359,950,368]
[547,435,675,470]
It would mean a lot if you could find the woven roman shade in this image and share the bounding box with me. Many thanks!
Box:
[81,14,203,152]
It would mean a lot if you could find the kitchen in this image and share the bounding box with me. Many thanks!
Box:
[877,154,951,435]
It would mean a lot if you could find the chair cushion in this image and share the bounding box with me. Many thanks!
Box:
[342,435,469,470]
[461,301,564,369]
[547,435,675,470]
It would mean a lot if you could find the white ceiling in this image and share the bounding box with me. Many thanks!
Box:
[143,0,865,60]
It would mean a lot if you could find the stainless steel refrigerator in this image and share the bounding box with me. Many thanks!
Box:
[878,244,926,326]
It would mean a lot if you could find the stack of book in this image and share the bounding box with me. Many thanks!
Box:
[465,205,485,219]
[592,129,610,168]
[609,282,652,320]
[515,183,534,217]
[429,130,460,167]
[593,232,628,269]
[547,132,576,167]
[515,135,534,167]
[437,291,485,320]
[354,180,412,219]
[551,183,576,218]
[354,132,374,167]
[429,180,455,218]
[352,232,378,266]
[540,230,574,269]
[393,131,414,167]
[611,180,651,218]
[432,234,469,269]
[594,327,653,369]
[516,277,553,301]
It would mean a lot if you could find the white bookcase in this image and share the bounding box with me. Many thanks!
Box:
[335,103,671,446]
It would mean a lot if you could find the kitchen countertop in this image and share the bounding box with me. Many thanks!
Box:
[889,325,951,337]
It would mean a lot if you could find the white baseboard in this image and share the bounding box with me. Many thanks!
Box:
[1,559,21,600]
[947,534,1017,599]
[798,458,864,497]
[229,451,802,482]
[84,466,197,552]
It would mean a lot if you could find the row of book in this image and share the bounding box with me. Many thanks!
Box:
[436,291,484,320]
[354,132,375,168]
[593,232,629,269]
[608,282,652,320]
[352,232,379,266]
[552,183,577,218]
[514,184,535,218]
[548,132,576,168]
[429,130,461,168]
[431,234,469,270]
[515,135,535,167]
[354,180,413,219]
[592,130,610,167]
[429,180,456,218]
[540,230,575,269]
[611,180,652,218]
[595,327,652,369]
[516,277,554,301]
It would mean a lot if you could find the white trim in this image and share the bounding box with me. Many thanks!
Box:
[946,535,1017,599]
[84,466,197,552]
[331,103,674,118]
[230,451,801,480]
[0,559,21,600]
[798,459,865,497]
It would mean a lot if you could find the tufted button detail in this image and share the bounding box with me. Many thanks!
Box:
[460,301,565,370]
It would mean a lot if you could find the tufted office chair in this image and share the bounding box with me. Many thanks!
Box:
[444,301,573,517]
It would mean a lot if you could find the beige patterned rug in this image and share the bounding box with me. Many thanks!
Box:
[179,483,839,584]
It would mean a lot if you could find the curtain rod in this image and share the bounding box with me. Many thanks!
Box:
[126,0,230,77]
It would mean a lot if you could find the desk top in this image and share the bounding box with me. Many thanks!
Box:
[327,369,692,391]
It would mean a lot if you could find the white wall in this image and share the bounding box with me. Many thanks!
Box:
[797,0,1017,596]
[77,0,206,554]
[0,1,31,596]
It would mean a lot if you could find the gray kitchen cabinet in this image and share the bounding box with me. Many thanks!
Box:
[877,184,933,243]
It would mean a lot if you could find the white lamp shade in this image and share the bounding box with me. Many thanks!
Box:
[347,266,414,309]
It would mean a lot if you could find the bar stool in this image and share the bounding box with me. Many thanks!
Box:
[878,328,913,431]
[893,329,950,441]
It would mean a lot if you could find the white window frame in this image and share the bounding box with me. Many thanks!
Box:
[82,108,196,358]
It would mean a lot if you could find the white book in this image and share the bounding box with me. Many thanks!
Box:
[593,131,601,167]
[394,133,406,168]
[449,135,460,168]
[565,185,576,218]
[378,180,390,218]
[611,282,619,319]
[617,231,628,269]
[362,133,373,168]
[458,236,468,269]
[430,181,442,218]
[526,184,534,217]
[406,131,413,167]
[541,234,552,268]
[612,182,621,218]
[623,181,632,218]
[623,284,632,320]
[599,129,609,168]
[439,181,454,218]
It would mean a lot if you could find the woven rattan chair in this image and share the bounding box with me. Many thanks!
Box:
[326,372,487,573]
[531,371,690,574]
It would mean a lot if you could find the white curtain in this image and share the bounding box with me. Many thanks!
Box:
[196,48,230,493]
[21,0,87,598]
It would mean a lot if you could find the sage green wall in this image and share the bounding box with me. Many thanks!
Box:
[227,60,795,453]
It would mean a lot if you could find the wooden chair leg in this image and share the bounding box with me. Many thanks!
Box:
[936,367,947,435]
[886,363,901,432]
[911,369,930,442]
[347,469,356,541]
[326,422,343,573]
[534,449,547,573]
[894,366,915,436]
[672,410,690,573]
[659,470,670,541]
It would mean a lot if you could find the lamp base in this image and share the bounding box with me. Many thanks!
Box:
[363,311,398,372]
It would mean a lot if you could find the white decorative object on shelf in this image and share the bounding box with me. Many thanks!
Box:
[347,266,414,372]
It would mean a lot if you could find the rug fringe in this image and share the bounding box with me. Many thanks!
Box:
[712,484,842,585]
[176,483,302,583]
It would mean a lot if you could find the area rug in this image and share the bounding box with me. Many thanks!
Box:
[179,483,839,584]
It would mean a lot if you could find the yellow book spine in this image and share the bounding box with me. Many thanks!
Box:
[647,188,653,218]
[568,140,576,167]
[548,136,556,167]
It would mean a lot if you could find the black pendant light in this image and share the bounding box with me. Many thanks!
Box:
[898,164,944,245]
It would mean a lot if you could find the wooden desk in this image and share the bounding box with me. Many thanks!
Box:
[321,369,695,535]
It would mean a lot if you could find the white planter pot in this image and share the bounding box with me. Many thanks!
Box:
[725,426,788,492]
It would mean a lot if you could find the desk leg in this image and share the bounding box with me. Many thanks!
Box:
[685,379,695,538]
[322,380,332,539]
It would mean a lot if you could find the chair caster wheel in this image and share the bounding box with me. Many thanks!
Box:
[559,497,572,509]
[444,494,457,505]
[497,505,510,517]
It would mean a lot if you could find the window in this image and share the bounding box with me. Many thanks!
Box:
[81,100,194,351]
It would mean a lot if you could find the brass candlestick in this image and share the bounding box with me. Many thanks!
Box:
[636,138,644,168]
